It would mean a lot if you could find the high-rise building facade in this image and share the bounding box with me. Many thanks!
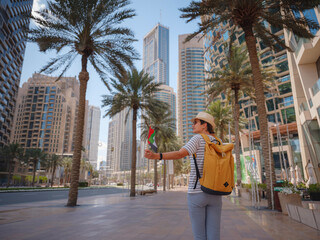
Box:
[204,21,300,181]
[156,85,177,131]
[106,108,133,175]
[143,23,169,85]
[85,105,101,170]
[0,0,33,147]
[11,73,80,155]
[284,7,320,182]
[143,23,177,129]
[177,34,206,144]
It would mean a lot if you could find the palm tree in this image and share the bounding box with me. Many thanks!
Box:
[205,44,252,186]
[180,0,320,208]
[26,148,47,187]
[87,163,94,186]
[158,133,181,191]
[206,100,233,141]
[28,0,137,206]
[206,45,277,186]
[61,157,73,186]
[102,68,167,196]
[49,154,61,187]
[0,143,23,188]
[80,159,88,181]
[141,108,179,191]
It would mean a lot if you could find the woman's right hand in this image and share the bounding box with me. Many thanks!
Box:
[144,149,157,159]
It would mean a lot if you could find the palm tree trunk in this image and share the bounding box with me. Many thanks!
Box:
[220,127,224,141]
[243,26,276,209]
[51,161,56,187]
[6,160,13,188]
[163,160,166,191]
[154,160,158,191]
[130,108,137,197]
[234,89,242,186]
[67,55,89,206]
[32,160,37,187]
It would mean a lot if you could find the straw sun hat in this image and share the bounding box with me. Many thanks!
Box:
[191,112,216,129]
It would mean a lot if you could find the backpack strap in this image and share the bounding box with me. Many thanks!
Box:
[192,154,201,189]
[212,134,222,145]
[200,134,222,145]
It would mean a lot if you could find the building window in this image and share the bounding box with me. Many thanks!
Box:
[238,34,245,44]
[267,114,276,123]
[283,96,294,106]
[276,61,289,73]
[303,9,319,35]
[279,75,290,83]
[281,107,296,123]
[278,82,292,95]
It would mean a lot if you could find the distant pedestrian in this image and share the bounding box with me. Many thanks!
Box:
[145,112,222,240]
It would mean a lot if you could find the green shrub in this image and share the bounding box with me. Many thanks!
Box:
[280,180,294,188]
[117,183,124,186]
[242,183,251,189]
[79,182,88,187]
[39,176,47,183]
[296,182,306,189]
[308,183,320,193]
[258,183,267,191]
[25,175,34,183]
[12,175,21,181]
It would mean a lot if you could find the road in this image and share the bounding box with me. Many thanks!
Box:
[0,187,129,205]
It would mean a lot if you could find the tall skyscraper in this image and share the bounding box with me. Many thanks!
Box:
[0,1,33,147]
[156,85,177,131]
[106,108,133,175]
[143,23,169,85]
[85,105,101,170]
[177,34,206,144]
[11,73,80,155]
[143,23,176,128]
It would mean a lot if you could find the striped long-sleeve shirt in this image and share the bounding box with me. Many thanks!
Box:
[182,134,220,194]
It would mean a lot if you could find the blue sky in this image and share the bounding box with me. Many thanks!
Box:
[20,0,199,160]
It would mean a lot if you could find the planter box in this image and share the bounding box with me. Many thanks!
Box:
[287,204,300,222]
[314,210,320,231]
[297,206,318,229]
[287,204,320,230]
[310,192,320,201]
[239,188,251,200]
[278,193,302,215]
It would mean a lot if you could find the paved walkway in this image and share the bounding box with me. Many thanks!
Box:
[0,188,319,240]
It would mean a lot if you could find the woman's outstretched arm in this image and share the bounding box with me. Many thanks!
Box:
[144,148,189,160]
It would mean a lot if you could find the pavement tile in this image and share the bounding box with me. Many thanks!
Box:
[0,189,320,240]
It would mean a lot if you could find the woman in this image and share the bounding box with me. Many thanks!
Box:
[144,112,222,240]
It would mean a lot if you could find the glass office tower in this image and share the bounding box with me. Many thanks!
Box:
[177,34,206,145]
[143,23,169,85]
[0,0,33,147]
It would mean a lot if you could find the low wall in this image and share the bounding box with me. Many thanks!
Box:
[287,203,320,231]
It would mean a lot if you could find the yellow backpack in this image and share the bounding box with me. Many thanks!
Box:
[193,134,234,195]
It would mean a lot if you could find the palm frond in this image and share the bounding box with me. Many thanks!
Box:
[28,0,138,84]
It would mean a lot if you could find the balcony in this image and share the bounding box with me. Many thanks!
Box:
[299,101,312,124]
[295,35,320,64]
[311,78,320,96]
